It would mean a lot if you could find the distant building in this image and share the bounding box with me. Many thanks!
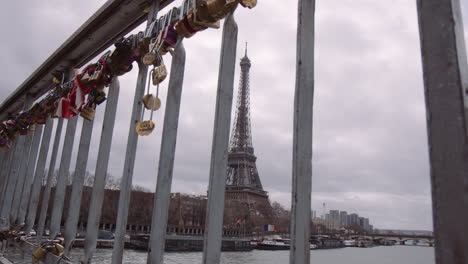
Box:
[339,211,348,227]
[313,218,340,230]
[329,210,340,224]
[312,210,317,219]
[363,218,370,231]
[358,217,365,228]
[348,213,359,226]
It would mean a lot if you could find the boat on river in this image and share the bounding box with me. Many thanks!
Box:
[256,239,290,250]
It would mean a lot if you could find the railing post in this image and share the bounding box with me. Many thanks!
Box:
[0,97,32,230]
[416,0,468,263]
[82,77,120,264]
[64,118,94,254]
[17,124,44,226]
[146,39,186,264]
[202,13,238,264]
[0,139,25,229]
[10,125,35,223]
[112,2,160,262]
[50,116,78,239]
[37,118,64,241]
[25,119,54,234]
[290,0,315,263]
[0,145,15,208]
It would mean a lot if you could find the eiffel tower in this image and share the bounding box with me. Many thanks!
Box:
[225,45,270,213]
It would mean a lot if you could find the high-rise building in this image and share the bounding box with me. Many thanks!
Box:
[363,218,370,231]
[312,210,317,219]
[339,211,348,227]
[329,210,340,224]
[348,213,359,226]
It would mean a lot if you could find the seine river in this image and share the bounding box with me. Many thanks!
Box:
[4,245,434,264]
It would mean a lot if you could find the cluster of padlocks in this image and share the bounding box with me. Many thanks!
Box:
[0,0,256,148]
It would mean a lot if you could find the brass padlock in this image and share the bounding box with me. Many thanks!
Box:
[136,120,155,136]
[32,247,47,262]
[240,0,256,8]
[152,64,168,85]
[142,94,161,111]
[196,0,239,23]
[80,105,96,121]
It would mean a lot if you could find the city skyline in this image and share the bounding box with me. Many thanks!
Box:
[0,0,466,231]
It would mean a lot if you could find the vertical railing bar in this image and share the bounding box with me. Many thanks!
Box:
[0,96,32,230]
[25,119,54,234]
[63,118,94,254]
[0,137,25,229]
[416,0,468,263]
[112,1,160,262]
[10,129,35,224]
[82,77,120,264]
[17,125,44,226]
[36,118,64,241]
[202,12,238,264]
[0,145,15,207]
[290,0,315,263]
[146,39,186,264]
[0,148,12,195]
[49,116,78,239]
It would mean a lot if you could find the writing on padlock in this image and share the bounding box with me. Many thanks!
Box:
[136,120,155,136]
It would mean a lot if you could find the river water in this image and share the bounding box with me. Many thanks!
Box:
[4,245,434,264]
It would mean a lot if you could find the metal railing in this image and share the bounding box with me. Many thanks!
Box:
[0,0,467,263]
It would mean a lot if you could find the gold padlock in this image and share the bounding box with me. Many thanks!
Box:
[196,0,239,22]
[32,247,47,262]
[152,64,168,86]
[240,0,256,8]
[80,105,96,121]
[136,120,155,136]
[142,94,161,111]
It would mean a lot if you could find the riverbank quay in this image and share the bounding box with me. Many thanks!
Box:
[125,234,252,252]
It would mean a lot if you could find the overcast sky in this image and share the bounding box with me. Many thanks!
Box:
[1,1,467,231]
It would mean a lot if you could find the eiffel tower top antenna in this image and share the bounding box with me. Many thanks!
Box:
[245,42,248,56]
